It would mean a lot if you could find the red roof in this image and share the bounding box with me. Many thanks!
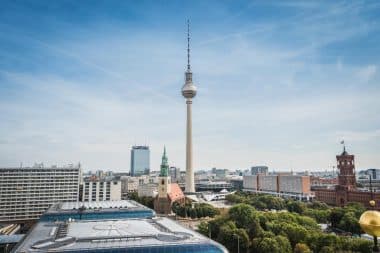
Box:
[168,183,185,202]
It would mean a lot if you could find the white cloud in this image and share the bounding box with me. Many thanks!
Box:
[356,65,377,83]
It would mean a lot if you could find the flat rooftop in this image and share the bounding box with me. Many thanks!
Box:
[14,218,227,253]
[41,200,155,221]
[60,201,138,210]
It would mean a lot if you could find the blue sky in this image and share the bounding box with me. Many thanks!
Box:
[0,0,379,172]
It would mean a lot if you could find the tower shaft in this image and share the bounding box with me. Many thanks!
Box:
[185,99,195,193]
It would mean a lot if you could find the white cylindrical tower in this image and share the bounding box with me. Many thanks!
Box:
[182,21,197,194]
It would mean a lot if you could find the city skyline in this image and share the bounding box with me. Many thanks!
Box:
[1,1,380,171]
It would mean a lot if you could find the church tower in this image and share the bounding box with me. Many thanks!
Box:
[158,146,171,198]
[154,147,185,215]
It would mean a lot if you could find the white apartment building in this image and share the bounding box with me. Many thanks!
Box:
[80,178,121,202]
[0,164,80,223]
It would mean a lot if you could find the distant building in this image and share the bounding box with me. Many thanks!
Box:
[154,147,185,214]
[130,146,150,176]
[120,176,138,199]
[0,163,80,223]
[80,177,121,202]
[311,176,337,187]
[243,174,312,201]
[169,166,181,183]
[361,168,380,180]
[137,183,157,198]
[212,168,228,179]
[251,166,268,175]
[314,147,380,209]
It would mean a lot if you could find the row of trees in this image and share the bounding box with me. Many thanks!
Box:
[225,192,364,235]
[127,192,154,209]
[198,203,372,253]
[172,202,220,219]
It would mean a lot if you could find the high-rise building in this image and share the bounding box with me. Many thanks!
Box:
[169,166,181,182]
[182,21,197,194]
[130,146,150,176]
[251,166,269,175]
[0,163,80,223]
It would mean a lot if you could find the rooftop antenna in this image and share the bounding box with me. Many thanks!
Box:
[341,139,346,153]
[187,19,191,72]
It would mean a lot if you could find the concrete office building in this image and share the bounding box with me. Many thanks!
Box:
[130,146,150,176]
[80,178,121,202]
[243,174,312,201]
[14,200,227,253]
[0,163,80,223]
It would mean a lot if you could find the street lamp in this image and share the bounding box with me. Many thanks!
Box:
[234,234,240,253]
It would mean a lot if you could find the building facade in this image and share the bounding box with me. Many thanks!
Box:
[120,176,138,199]
[314,147,380,209]
[80,178,121,202]
[243,174,312,201]
[0,164,80,223]
[130,146,150,176]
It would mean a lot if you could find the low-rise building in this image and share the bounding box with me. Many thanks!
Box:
[120,176,138,199]
[12,200,228,253]
[80,177,121,202]
[243,174,313,201]
[137,183,158,198]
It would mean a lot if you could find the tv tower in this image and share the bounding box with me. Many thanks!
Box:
[182,20,197,194]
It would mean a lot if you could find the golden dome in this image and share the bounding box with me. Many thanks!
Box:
[370,200,376,207]
[359,210,380,237]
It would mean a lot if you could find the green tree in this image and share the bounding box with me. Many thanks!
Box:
[247,217,264,238]
[281,223,308,248]
[329,207,345,228]
[338,211,361,234]
[228,203,256,229]
[350,238,373,253]
[293,243,312,253]
[252,237,281,253]
[319,246,334,253]
[275,235,292,253]
[216,221,237,251]
[197,221,209,237]
[286,200,306,214]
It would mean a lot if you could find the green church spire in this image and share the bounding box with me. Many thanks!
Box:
[160,146,169,177]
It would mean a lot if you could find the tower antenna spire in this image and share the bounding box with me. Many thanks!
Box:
[187,19,191,71]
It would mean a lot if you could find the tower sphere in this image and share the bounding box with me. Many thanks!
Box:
[182,70,197,98]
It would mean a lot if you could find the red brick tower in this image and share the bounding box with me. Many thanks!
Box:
[336,145,356,206]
